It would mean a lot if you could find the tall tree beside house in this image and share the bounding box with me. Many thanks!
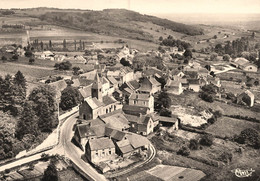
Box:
[82,41,85,50]
[13,71,26,91]
[79,40,82,50]
[63,39,66,50]
[154,91,171,111]
[74,40,77,51]
[29,85,57,132]
[49,40,52,50]
[60,86,81,111]
[16,101,39,140]
[40,41,44,50]
[42,159,58,181]
[183,49,193,59]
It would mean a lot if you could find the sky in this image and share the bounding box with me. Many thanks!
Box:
[0,0,260,14]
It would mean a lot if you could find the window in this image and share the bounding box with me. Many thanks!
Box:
[144,101,146,105]
[109,150,111,154]
[96,151,98,156]
[134,100,137,104]
[132,124,135,127]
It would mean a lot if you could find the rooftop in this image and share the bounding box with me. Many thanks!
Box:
[88,137,115,151]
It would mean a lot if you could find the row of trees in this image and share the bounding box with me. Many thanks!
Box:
[159,35,191,50]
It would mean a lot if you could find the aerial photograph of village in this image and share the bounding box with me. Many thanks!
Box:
[0,0,259,180]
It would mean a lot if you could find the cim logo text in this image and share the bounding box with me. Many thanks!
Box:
[231,168,255,178]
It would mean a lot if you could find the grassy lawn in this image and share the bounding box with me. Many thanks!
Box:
[0,62,59,81]
[206,116,260,138]
[170,91,260,119]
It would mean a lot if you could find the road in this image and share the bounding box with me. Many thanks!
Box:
[55,112,107,181]
[0,112,106,181]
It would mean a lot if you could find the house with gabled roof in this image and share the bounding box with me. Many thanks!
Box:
[125,114,156,136]
[165,78,183,95]
[85,137,116,163]
[139,76,161,95]
[237,90,255,107]
[128,93,154,114]
[188,79,200,92]
[231,57,258,72]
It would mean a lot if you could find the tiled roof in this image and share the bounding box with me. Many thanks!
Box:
[126,80,140,90]
[116,139,134,154]
[122,105,149,116]
[123,88,135,94]
[188,79,200,85]
[85,97,104,109]
[126,134,149,149]
[129,93,150,101]
[102,95,117,106]
[166,79,181,87]
[80,70,97,80]
[105,127,127,141]
[88,137,115,151]
[107,76,118,85]
[125,114,152,125]
[78,85,92,98]
[71,79,81,87]
[101,112,130,130]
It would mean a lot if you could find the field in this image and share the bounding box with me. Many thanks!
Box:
[0,62,59,81]
[206,116,260,138]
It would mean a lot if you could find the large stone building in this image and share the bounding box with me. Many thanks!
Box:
[79,73,122,120]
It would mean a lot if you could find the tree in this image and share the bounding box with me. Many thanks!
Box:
[60,86,81,111]
[63,39,66,50]
[189,139,199,150]
[13,71,26,91]
[29,85,57,132]
[223,54,231,61]
[12,55,18,61]
[235,128,259,149]
[25,51,33,58]
[200,134,214,146]
[49,40,52,49]
[219,151,233,164]
[159,108,172,117]
[200,92,214,103]
[159,36,163,41]
[72,66,80,75]
[183,49,192,59]
[210,53,218,61]
[29,58,35,64]
[120,58,131,67]
[16,101,39,139]
[154,91,171,111]
[42,159,58,181]
[1,56,7,61]
[54,61,72,70]
[0,111,17,160]
[177,146,190,156]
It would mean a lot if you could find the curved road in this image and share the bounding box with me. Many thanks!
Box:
[55,112,107,181]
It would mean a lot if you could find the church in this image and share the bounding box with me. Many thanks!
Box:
[79,73,122,120]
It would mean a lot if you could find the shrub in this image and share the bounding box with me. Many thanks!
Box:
[235,128,260,149]
[208,115,217,124]
[1,56,7,61]
[189,139,199,150]
[159,108,172,117]
[200,92,214,103]
[219,151,233,164]
[12,55,18,61]
[25,51,33,57]
[29,58,35,64]
[177,146,190,156]
[200,134,214,146]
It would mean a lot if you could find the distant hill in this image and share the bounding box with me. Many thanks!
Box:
[29,8,203,41]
